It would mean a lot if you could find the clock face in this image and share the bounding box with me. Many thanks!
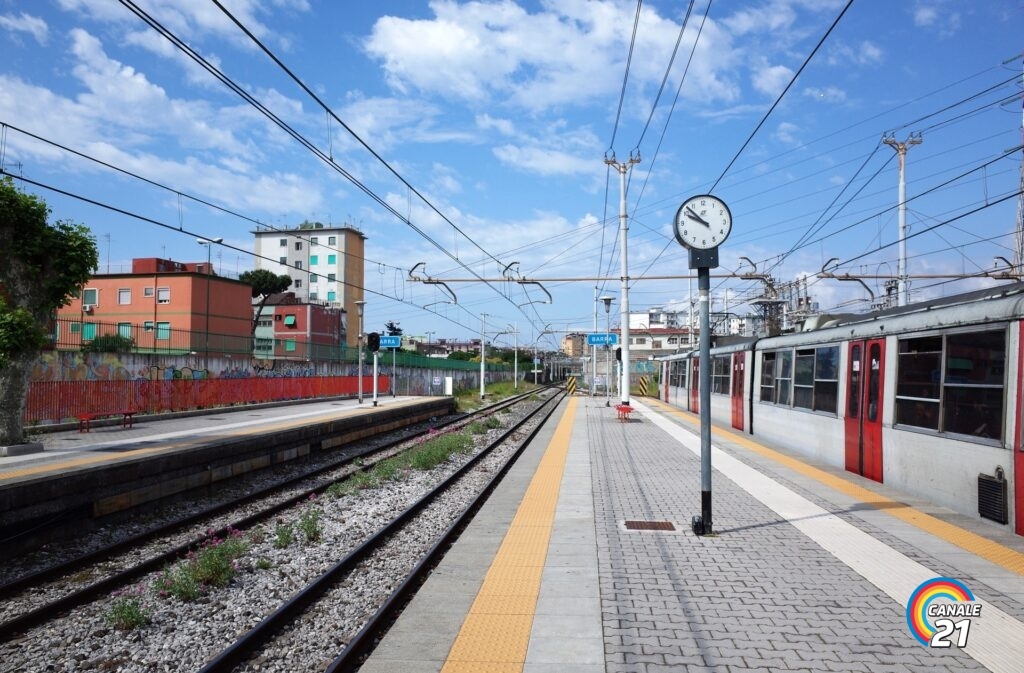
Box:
[674,195,732,250]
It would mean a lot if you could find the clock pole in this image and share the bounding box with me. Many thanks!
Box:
[697,261,713,535]
[674,194,732,536]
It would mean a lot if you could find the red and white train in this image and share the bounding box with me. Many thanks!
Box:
[659,283,1024,537]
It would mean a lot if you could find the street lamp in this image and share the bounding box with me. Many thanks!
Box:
[390,321,399,398]
[480,313,488,400]
[196,237,223,368]
[600,295,614,406]
[425,331,435,357]
[507,323,518,390]
[355,300,366,403]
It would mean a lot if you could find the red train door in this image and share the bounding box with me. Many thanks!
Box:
[844,339,885,482]
[1015,322,1024,536]
[690,358,699,414]
[731,352,745,430]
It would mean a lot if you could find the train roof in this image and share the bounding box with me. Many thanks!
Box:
[657,282,1024,360]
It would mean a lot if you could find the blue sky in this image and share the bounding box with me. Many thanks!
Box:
[1,0,1021,350]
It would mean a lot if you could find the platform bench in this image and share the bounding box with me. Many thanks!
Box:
[615,404,634,422]
[77,413,95,432]
[76,410,137,432]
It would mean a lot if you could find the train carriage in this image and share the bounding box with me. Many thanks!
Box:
[660,283,1024,537]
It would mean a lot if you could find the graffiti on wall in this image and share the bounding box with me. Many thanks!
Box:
[30,351,327,383]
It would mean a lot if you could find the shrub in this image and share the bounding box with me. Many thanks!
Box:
[298,508,322,543]
[274,523,294,549]
[106,587,149,630]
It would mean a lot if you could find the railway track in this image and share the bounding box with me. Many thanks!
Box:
[199,388,565,673]
[0,388,554,646]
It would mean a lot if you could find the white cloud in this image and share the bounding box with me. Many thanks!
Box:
[0,12,49,44]
[492,144,594,176]
[57,0,311,49]
[363,0,742,112]
[803,86,847,103]
[476,114,516,137]
[827,40,884,66]
[775,121,800,145]
[721,2,797,35]
[752,62,794,98]
[912,1,961,37]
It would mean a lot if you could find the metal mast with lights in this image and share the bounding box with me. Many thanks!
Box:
[355,300,366,403]
[604,151,640,406]
[196,236,223,368]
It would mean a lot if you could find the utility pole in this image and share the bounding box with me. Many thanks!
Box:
[883,133,922,307]
[604,151,641,405]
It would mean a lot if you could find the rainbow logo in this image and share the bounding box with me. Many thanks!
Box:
[906,577,975,646]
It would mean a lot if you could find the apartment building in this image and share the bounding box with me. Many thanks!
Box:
[55,257,253,356]
[252,222,365,348]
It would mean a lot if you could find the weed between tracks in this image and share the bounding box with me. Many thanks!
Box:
[325,430,474,498]
[101,412,512,631]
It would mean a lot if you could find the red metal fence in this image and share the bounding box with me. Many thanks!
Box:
[24,376,389,425]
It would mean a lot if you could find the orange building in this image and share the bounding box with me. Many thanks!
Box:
[254,292,346,361]
[55,257,254,356]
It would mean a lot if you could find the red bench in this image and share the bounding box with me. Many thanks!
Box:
[77,413,95,432]
[76,410,137,432]
[615,404,634,422]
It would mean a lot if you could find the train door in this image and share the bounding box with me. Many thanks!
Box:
[1015,322,1024,536]
[844,339,885,482]
[690,358,699,414]
[731,352,745,430]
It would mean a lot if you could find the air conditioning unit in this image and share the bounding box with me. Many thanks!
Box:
[82,304,94,313]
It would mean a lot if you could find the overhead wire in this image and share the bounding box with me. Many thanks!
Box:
[117,0,539,332]
[207,0,509,275]
[708,0,854,193]
[1,168,485,336]
[606,0,644,154]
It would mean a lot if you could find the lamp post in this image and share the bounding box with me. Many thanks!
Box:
[480,313,488,400]
[425,330,435,357]
[196,237,223,369]
[508,323,518,389]
[355,300,366,403]
[390,322,399,398]
[600,295,614,406]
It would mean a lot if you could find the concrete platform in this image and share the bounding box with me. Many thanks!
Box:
[0,395,452,552]
[361,395,1024,673]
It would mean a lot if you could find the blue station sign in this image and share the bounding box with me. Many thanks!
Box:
[586,333,618,346]
[379,335,402,349]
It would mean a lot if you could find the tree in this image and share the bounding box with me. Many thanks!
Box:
[0,177,98,445]
[384,320,403,336]
[81,333,135,353]
[238,269,293,334]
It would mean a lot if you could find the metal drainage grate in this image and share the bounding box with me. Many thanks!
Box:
[624,520,676,531]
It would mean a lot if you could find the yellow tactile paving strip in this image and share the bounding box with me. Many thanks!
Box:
[648,398,1024,576]
[441,397,578,673]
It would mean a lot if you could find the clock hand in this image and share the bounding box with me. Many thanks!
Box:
[685,207,710,227]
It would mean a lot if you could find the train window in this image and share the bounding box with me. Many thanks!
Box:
[794,349,815,408]
[813,347,840,413]
[895,329,1005,440]
[942,330,1005,440]
[896,337,941,400]
[776,350,793,406]
[712,355,730,394]
[848,344,862,418]
[789,347,839,413]
[760,352,776,403]
[867,344,881,422]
